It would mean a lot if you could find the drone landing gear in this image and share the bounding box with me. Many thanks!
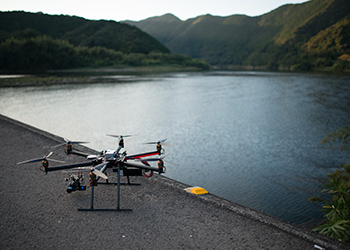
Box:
[97,176,140,186]
[78,164,132,212]
[78,186,132,212]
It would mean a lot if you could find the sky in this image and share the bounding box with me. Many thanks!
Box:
[0,0,309,21]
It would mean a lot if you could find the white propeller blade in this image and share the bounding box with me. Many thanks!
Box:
[92,169,108,180]
[49,159,66,164]
[144,139,173,147]
[17,152,64,165]
[17,158,43,165]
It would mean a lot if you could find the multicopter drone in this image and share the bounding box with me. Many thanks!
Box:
[17,135,172,211]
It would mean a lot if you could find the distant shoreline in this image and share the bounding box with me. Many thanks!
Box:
[0,65,207,86]
[1,65,349,87]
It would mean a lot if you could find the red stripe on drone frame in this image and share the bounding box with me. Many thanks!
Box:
[127,151,159,159]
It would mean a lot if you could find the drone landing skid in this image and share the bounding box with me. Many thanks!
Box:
[77,185,133,212]
[97,176,141,186]
[97,182,141,186]
[78,208,132,212]
[77,163,133,212]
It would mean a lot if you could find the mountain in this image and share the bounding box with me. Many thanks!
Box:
[124,0,350,70]
[124,13,183,45]
[0,11,169,54]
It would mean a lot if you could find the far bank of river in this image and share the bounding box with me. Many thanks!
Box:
[1,65,349,87]
[0,66,209,86]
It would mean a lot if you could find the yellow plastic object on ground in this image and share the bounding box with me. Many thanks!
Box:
[184,186,208,195]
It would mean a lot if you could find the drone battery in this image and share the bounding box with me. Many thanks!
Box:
[114,168,142,176]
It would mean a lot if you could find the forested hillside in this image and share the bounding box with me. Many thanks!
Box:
[0,11,168,54]
[0,11,210,71]
[124,0,350,71]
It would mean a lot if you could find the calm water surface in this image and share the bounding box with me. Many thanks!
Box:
[1,71,349,227]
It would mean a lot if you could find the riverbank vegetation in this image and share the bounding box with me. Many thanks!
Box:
[310,127,350,243]
[0,35,210,72]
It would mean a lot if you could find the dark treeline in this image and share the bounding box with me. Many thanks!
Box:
[0,11,210,72]
[0,11,170,54]
[0,34,210,71]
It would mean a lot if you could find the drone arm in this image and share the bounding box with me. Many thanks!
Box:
[45,161,93,172]
[70,150,90,158]
[122,161,162,173]
[126,151,159,160]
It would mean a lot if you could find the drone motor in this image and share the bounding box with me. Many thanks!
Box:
[65,142,73,155]
[89,172,97,187]
[158,159,164,173]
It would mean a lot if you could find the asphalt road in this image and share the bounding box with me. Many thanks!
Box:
[0,114,346,250]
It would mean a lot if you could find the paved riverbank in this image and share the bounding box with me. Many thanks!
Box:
[0,114,346,249]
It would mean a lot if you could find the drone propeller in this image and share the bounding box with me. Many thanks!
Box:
[92,169,108,180]
[107,134,132,150]
[51,138,89,148]
[17,152,65,165]
[65,138,89,144]
[144,139,173,147]
[91,162,109,180]
[106,134,132,140]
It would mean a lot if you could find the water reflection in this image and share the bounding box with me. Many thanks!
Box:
[0,71,349,227]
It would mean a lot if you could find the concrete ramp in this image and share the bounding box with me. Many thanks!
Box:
[0,115,345,250]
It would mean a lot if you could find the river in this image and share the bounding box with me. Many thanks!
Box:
[1,70,349,227]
